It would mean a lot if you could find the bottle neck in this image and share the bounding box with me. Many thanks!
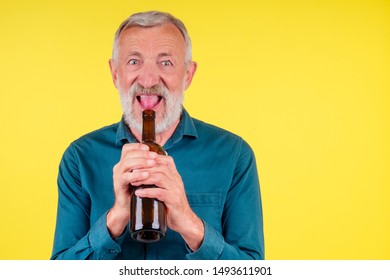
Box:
[142,115,156,143]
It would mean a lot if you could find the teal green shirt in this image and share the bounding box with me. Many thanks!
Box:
[51,109,264,260]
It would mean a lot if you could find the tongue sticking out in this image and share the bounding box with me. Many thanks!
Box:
[139,95,160,109]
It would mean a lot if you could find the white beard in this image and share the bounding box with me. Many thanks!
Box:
[118,82,184,135]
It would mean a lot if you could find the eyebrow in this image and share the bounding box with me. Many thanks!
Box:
[157,52,173,58]
[125,51,174,60]
[127,51,142,57]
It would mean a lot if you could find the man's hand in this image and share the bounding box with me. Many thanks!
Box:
[132,154,204,251]
[107,143,158,238]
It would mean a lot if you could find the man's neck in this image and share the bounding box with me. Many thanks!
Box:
[130,118,180,147]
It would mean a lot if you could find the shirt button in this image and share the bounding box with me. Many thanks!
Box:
[109,249,117,254]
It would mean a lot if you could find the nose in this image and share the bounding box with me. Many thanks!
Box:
[137,61,160,89]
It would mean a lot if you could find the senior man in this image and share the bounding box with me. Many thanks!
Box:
[51,11,264,260]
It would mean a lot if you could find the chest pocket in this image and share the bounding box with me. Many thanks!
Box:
[187,193,223,232]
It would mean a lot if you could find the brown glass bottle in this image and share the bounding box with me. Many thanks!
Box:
[130,109,167,242]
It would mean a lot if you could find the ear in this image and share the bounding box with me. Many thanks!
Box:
[109,59,119,89]
[183,61,197,90]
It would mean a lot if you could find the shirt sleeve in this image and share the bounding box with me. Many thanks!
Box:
[186,139,265,260]
[51,144,125,260]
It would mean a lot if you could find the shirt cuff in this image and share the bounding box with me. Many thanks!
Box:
[88,211,127,259]
[186,220,224,260]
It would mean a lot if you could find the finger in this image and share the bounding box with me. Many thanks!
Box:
[119,157,156,173]
[155,155,175,166]
[122,170,150,186]
[121,143,150,158]
[134,187,166,202]
[121,149,157,161]
[130,172,165,188]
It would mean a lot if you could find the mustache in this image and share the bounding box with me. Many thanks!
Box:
[128,83,169,98]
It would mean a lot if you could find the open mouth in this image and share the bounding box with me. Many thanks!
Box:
[136,94,163,110]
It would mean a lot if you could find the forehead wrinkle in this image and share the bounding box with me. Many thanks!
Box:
[123,42,177,61]
[119,25,185,61]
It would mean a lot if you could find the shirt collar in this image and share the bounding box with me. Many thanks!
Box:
[115,115,137,146]
[115,107,198,147]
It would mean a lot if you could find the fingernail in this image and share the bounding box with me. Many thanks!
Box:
[140,145,149,151]
[135,190,143,196]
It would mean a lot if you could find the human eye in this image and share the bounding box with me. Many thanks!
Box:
[160,60,173,67]
[128,59,139,65]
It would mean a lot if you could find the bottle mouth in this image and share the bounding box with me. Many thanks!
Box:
[142,109,156,119]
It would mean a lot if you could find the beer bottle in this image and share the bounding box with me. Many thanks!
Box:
[130,109,167,242]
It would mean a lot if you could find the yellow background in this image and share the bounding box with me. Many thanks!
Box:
[0,0,389,259]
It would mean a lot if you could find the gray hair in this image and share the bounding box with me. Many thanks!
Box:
[112,11,192,64]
